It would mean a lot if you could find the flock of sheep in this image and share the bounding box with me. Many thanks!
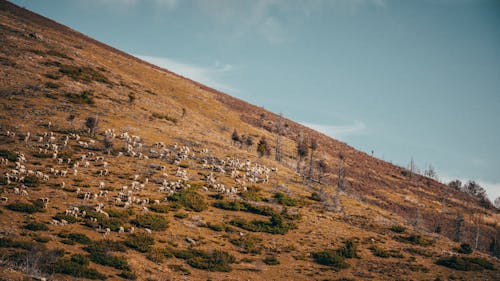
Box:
[0,126,277,236]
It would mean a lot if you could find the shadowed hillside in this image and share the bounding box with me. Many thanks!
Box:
[0,1,498,280]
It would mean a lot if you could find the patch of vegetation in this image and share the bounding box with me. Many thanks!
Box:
[84,240,129,270]
[168,189,207,212]
[85,210,125,231]
[152,112,178,124]
[106,208,134,218]
[0,149,18,161]
[125,233,155,253]
[33,235,50,243]
[44,73,61,80]
[213,200,276,216]
[45,82,60,89]
[396,234,434,246]
[239,185,263,201]
[146,248,173,263]
[23,175,40,187]
[311,250,350,270]
[6,201,44,213]
[390,225,406,233]
[273,192,298,206]
[174,212,188,219]
[454,243,473,254]
[59,64,111,85]
[45,256,106,280]
[435,256,493,271]
[404,247,434,257]
[23,221,49,231]
[54,213,79,223]
[58,232,92,245]
[263,255,280,265]
[337,240,359,258]
[133,213,169,231]
[46,49,72,60]
[230,214,296,234]
[149,204,175,213]
[0,237,40,250]
[172,249,235,272]
[32,152,52,158]
[230,236,262,254]
[65,91,94,105]
[369,245,403,258]
[309,192,322,202]
[168,264,190,275]
[207,222,227,232]
[118,270,137,280]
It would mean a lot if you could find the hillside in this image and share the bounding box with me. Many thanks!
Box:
[0,1,498,280]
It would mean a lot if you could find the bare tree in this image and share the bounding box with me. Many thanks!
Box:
[424,164,438,180]
[85,115,98,136]
[307,138,318,183]
[316,159,329,184]
[495,197,500,209]
[231,129,241,146]
[448,180,463,191]
[296,131,308,174]
[408,157,416,179]
[257,137,271,158]
[471,213,483,250]
[337,152,346,190]
[453,212,465,242]
[274,113,284,162]
[103,135,114,154]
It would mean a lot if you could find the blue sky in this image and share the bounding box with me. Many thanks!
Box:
[11,0,500,199]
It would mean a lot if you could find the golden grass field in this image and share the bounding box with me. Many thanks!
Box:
[0,1,498,280]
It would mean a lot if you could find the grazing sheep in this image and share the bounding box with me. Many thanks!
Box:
[0,197,8,204]
[145,228,152,234]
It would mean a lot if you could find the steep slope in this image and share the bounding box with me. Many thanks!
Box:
[0,1,498,280]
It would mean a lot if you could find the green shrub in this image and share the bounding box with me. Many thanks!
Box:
[59,64,111,84]
[435,256,493,271]
[263,255,280,265]
[148,204,172,213]
[65,91,94,104]
[309,192,322,202]
[53,213,79,223]
[66,233,92,245]
[337,240,359,258]
[133,214,168,231]
[455,243,473,254]
[24,221,49,231]
[369,245,403,258]
[146,248,172,263]
[33,235,50,243]
[311,250,350,270]
[239,186,263,201]
[118,270,137,280]
[46,49,72,60]
[229,214,296,234]
[0,149,18,161]
[397,234,434,246]
[168,189,207,212]
[71,254,89,266]
[184,250,235,272]
[207,222,227,232]
[23,175,40,187]
[273,192,297,206]
[168,264,190,275]
[0,237,40,250]
[230,236,262,254]
[213,200,277,216]
[84,240,129,270]
[32,152,52,158]
[7,201,44,213]
[390,225,406,233]
[152,112,178,124]
[45,82,60,89]
[45,257,106,279]
[106,208,133,218]
[125,234,155,252]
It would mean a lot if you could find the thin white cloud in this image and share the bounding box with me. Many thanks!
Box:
[301,121,367,139]
[136,54,237,93]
